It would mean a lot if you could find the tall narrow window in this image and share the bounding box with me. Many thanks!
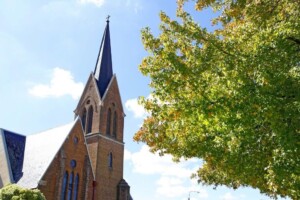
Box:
[106,108,111,135]
[82,108,87,132]
[61,171,68,200]
[67,172,74,200]
[108,152,113,168]
[112,111,117,138]
[73,174,79,200]
[87,106,93,133]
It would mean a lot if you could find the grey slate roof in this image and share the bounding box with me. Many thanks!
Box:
[118,179,133,200]
[118,179,130,187]
[17,121,76,188]
[93,19,113,97]
[0,129,26,183]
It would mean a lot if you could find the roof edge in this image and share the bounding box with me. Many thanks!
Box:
[35,119,80,188]
[74,73,102,114]
[0,129,14,184]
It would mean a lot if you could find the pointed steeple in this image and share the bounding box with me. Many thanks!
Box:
[94,16,113,97]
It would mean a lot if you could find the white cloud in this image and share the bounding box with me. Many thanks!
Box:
[156,177,188,198]
[220,192,238,200]
[191,189,209,199]
[156,177,209,199]
[157,176,183,186]
[129,145,197,178]
[125,0,143,13]
[157,183,189,198]
[28,67,84,100]
[156,176,208,199]
[157,183,209,199]
[125,98,148,118]
[78,0,105,7]
[124,149,132,161]
[126,145,207,199]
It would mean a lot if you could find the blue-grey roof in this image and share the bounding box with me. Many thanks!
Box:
[118,179,133,200]
[118,179,129,187]
[1,129,26,183]
[93,19,113,97]
[17,121,76,188]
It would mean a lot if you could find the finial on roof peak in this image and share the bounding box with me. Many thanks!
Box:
[106,15,110,23]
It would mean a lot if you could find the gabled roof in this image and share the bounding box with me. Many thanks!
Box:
[0,129,26,183]
[93,18,113,97]
[74,73,102,114]
[118,179,133,200]
[17,121,76,188]
[118,179,130,187]
[101,74,124,113]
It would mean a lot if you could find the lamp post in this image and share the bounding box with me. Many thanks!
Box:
[188,191,200,200]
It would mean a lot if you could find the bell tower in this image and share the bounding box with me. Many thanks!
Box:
[74,17,126,200]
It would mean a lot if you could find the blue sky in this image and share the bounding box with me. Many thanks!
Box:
[0,1,288,200]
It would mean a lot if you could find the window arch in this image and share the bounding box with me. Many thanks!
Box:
[67,172,74,200]
[112,111,117,138]
[73,174,79,200]
[87,106,93,134]
[108,152,113,168]
[61,171,68,200]
[81,108,87,132]
[106,108,111,136]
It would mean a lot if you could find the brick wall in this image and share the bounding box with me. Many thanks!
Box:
[38,120,94,200]
[74,74,126,200]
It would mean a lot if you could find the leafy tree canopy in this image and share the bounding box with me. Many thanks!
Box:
[134,0,300,199]
[0,184,45,200]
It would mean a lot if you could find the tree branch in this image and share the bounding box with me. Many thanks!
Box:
[286,37,300,46]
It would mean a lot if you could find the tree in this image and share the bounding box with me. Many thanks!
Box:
[0,184,45,200]
[134,0,300,199]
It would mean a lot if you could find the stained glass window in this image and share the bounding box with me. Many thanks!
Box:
[82,108,87,132]
[67,171,74,200]
[61,171,68,200]
[106,108,111,135]
[112,111,117,138]
[108,152,113,168]
[73,174,79,200]
[87,106,93,133]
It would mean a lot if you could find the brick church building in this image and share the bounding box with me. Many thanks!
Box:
[0,18,132,200]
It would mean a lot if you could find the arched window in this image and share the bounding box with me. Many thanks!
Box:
[108,152,113,168]
[87,106,93,134]
[73,174,79,200]
[112,111,117,138]
[81,108,87,132]
[106,108,111,136]
[61,171,68,200]
[67,172,74,200]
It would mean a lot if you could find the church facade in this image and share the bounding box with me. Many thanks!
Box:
[0,19,132,200]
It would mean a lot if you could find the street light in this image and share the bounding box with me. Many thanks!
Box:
[188,191,200,200]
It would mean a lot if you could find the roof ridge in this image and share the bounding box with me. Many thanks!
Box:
[0,128,24,137]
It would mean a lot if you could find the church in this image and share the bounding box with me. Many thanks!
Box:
[0,18,132,200]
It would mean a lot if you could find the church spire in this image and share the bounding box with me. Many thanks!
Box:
[94,16,113,97]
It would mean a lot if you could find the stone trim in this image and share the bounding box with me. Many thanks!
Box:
[55,148,66,199]
[85,133,124,145]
